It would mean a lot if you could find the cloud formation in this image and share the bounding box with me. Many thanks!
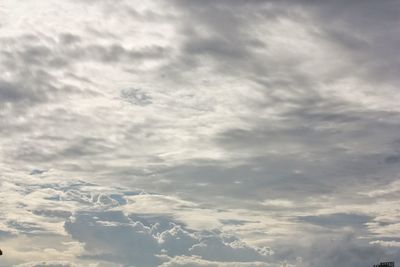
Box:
[1,0,400,266]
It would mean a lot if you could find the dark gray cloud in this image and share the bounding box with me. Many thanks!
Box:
[298,213,372,229]
[173,0,400,85]
[0,78,54,108]
[0,81,36,103]
[30,169,48,175]
[302,0,400,86]
[1,35,168,69]
[120,88,152,106]
[299,234,397,267]
[384,155,400,164]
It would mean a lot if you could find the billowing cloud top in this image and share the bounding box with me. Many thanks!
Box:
[1,0,400,266]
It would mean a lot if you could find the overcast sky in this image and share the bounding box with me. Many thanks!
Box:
[1,0,400,266]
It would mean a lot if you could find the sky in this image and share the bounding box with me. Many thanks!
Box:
[1,0,400,266]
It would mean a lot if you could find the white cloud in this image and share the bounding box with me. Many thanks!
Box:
[262,199,294,208]
[160,255,278,267]
[370,240,400,248]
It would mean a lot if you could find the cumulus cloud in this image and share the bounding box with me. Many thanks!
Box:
[0,174,274,266]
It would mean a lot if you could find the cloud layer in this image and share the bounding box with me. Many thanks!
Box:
[1,0,400,266]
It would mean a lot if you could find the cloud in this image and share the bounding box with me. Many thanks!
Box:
[295,234,396,267]
[297,213,372,229]
[30,169,48,176]
[65,211,162,266]
[64,209,271,266]
[0,80,36,103]
[370,240,400,248]
[360,179,400,198]
[120,88,152,106]
[160,255,276,267]
[15,261,77,267]
[0,174,273,266]
[2,0,400,266]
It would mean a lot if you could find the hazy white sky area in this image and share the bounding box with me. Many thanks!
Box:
[1,0,400,266]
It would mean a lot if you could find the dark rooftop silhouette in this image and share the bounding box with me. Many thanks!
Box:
[374,262,394,267]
